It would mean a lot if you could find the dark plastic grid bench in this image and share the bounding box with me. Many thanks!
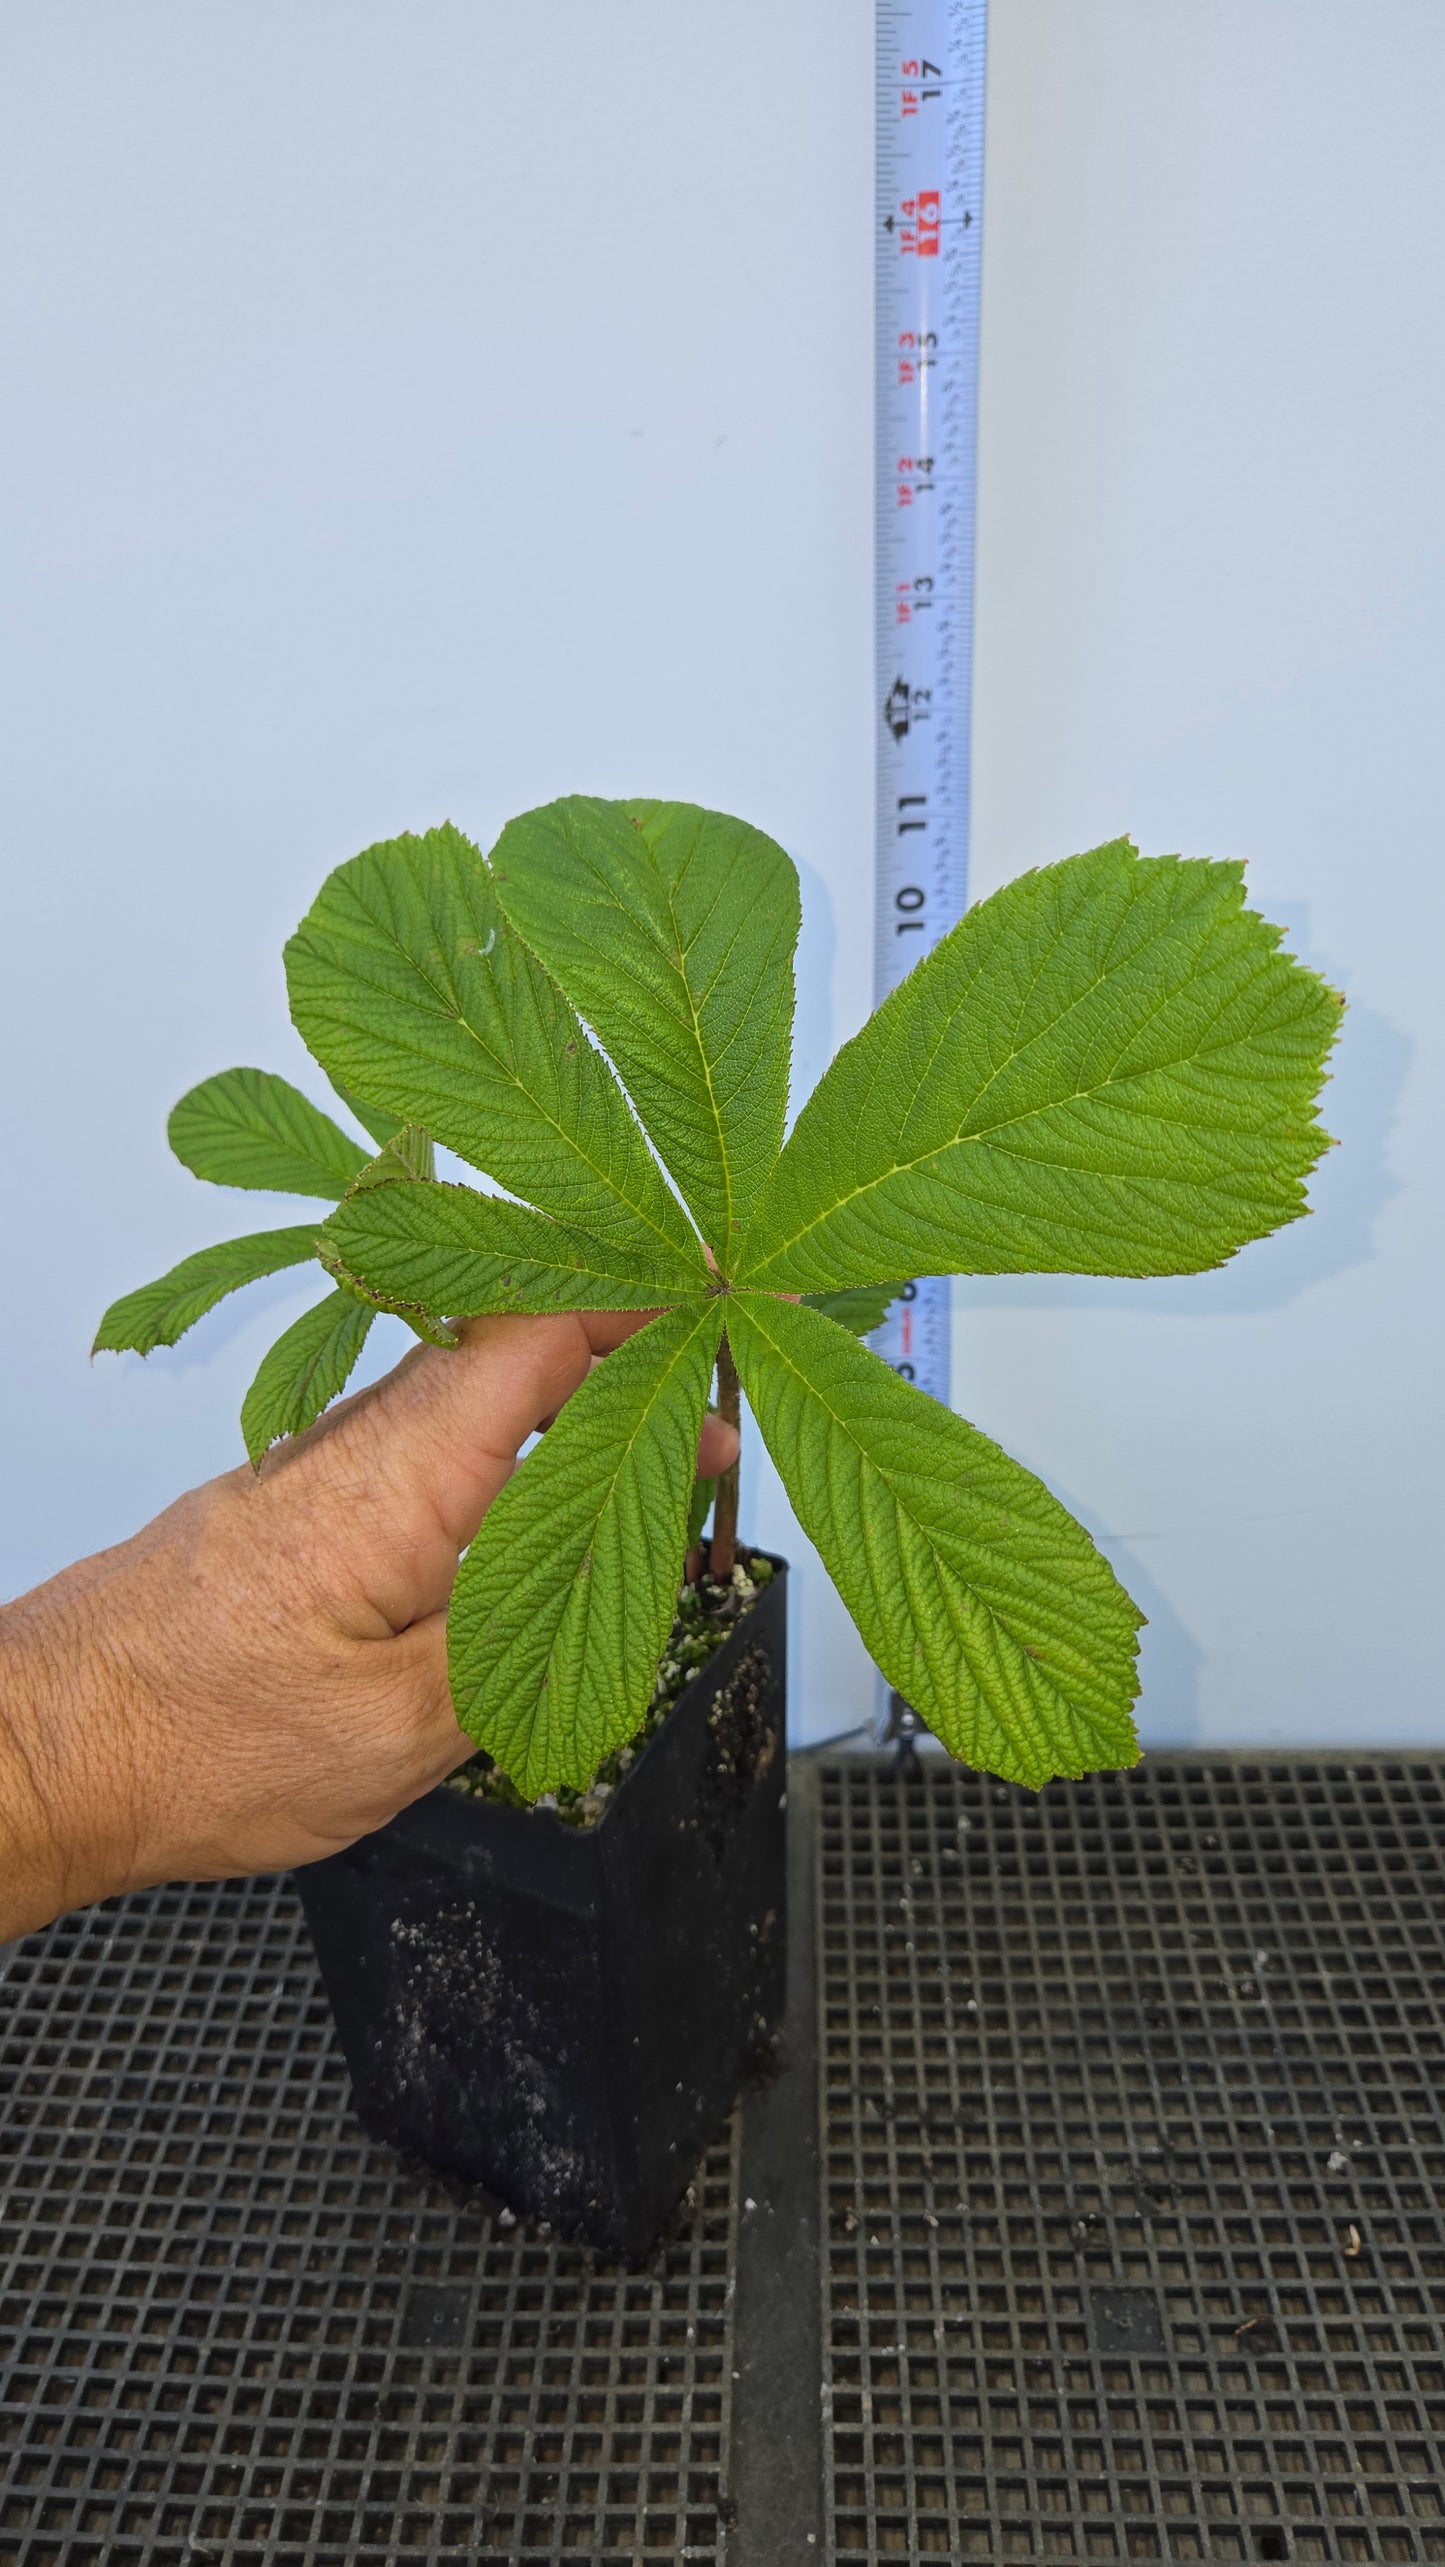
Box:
[4,1754,1444,2564]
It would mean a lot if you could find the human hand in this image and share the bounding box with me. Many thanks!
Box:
[0,1312,739,1939]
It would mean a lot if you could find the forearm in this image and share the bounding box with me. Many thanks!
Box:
[0,1570,134,1939]
[0,1601,70,1930]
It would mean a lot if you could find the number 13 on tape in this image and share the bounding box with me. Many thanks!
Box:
[870,1,987,1738]
[870,0,987,1416]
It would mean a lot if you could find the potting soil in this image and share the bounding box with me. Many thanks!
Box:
[446,1555,776,1825]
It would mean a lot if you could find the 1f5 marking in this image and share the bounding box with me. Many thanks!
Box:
[899,57,943,119]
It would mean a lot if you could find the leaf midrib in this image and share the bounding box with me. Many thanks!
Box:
[527,822,741,1257]
[842,865,1168,1177]
[339,1186,704,1294]
[662,862,736,1255]
[735,1298,1080,1692]
[322,895,707,1280]
[745,936,1293,1276]
[500,1305,719,1762]
[292,1294,365,1411]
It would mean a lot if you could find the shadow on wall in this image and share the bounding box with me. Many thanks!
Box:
[1003,1437,1207,1754]
[1108,1545,1205,1757]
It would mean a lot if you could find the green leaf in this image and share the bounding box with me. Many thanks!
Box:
[741,843,1343,1290]
[800,1280,907,1336]
[168,1068,370,1200]
[315,1134,459,1343]
[346,1122,436,1187]
[490,795,799,1267]
[728,1293,1142,1789]
[94,1226,322,1356]
[284,823,707,1282]
[686,1470,717,1554]
[240,1288,375,1465]
[327,1079,405,1150]
[447,1301,724,1795]
[320,1179,706,1322]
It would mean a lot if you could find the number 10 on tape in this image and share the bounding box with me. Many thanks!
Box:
[869,1,987,1737]
[869,0,987,1417]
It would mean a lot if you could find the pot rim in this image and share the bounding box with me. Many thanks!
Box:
[450,1546,789,1842]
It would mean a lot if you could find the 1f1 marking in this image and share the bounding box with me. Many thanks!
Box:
[871,0,986,1434]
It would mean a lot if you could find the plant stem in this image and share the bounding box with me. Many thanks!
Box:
[709,1326,741,1580]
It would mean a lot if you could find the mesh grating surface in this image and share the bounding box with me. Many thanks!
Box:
[8,1757,1445,2565]
[0,1877,737,2567]
[820,1757,1445,2565]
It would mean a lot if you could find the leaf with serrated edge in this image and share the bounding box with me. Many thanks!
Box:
[741,844,1343,1290]
[240,1289,374,1465]
[490,796,798,1266]
[729,1293,1142,1788]
[284,823,706,1281]
[801,1281,907,1336]
[94,1227,322,1357]
[314,1136,458,1342]
[346,1124,436,1188]
[321,1180,708,1322]
[169,1069,369,1200]
[448,1302,723,1795]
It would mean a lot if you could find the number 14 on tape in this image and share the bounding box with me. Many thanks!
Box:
[869,0,987,1417]
[869,0,987,1736]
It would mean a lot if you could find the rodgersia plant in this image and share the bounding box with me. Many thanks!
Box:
[98,798,1340,1799]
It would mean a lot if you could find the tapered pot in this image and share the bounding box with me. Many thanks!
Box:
[295,1558,788,2259]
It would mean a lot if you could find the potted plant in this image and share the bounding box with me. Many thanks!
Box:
[98,795,1340,2253]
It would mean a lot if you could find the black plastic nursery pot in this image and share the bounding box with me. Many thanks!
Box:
[295,1557,788,2261]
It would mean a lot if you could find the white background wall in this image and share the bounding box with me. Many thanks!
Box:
[2,2,1439,1754]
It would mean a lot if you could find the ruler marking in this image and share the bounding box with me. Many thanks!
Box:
[870,0,987,1737]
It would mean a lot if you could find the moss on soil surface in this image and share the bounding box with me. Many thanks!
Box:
[448,1553,775,1826]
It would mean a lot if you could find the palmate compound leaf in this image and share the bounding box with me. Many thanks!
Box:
[728,1292,1143,1790]
[239,1287,375,1466]
[94,1226,323,1357]
[168,1068,371,1199]
[740,842,1344,1293]
[319,1178,706,1325]
[447,1299,722,1796]
[283,823,707,1286]
[490,796,799,1267]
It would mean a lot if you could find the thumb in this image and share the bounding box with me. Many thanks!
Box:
[263,1311,608,1638]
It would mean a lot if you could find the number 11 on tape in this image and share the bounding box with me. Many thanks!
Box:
[869,0,987,1735]
[869,0,986,1406]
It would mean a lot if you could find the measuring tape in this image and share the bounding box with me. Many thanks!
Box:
[868,0,988,1733]
[869,0,987,1405]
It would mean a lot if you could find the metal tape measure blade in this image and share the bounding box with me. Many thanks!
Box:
[870,0,987,1733]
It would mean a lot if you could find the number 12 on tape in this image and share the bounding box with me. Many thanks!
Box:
[869,0,987,1419]
[870,1,987,1738]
